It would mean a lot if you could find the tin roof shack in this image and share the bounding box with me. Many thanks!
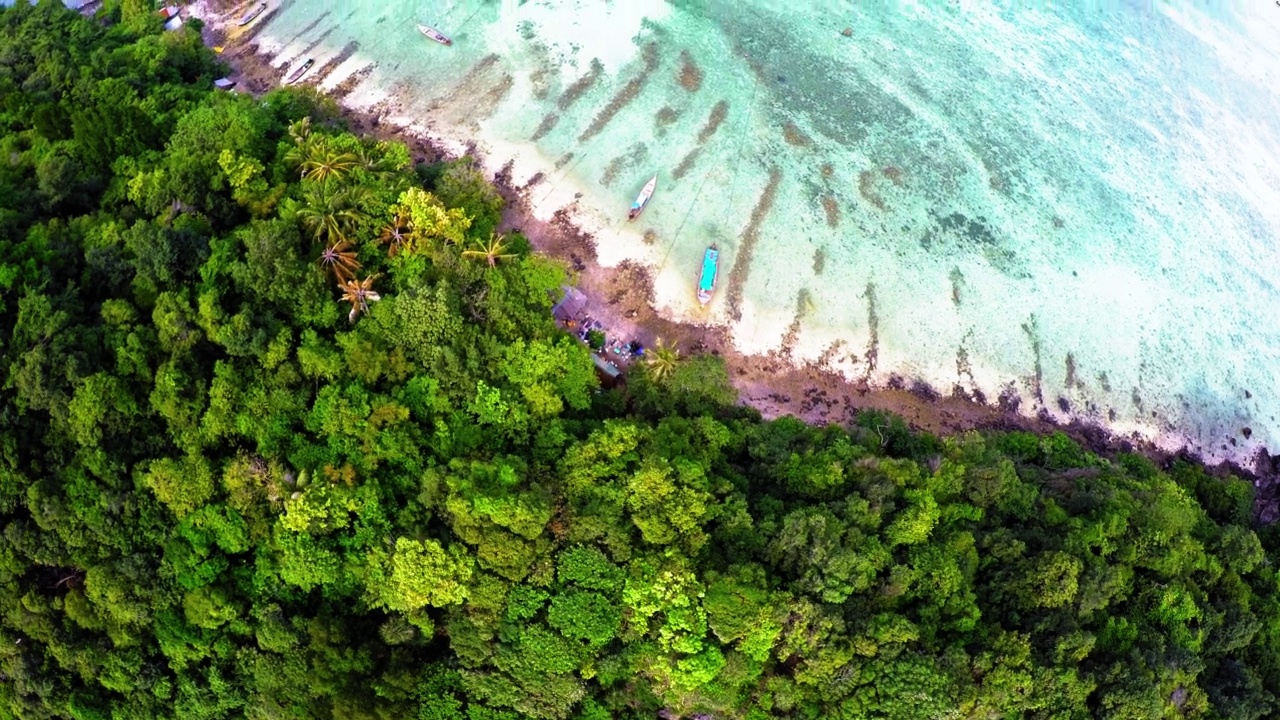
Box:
[551,286,588,325]
[591,354,622,389]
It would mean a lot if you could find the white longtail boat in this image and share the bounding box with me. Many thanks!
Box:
[285,58,314,85]
[628,175,657,220]
[238,3,268,26]
[418,24,453,46]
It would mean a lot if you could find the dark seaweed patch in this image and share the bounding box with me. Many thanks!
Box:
[920,210,1024,277]
[725,168,782,321]
[578,44,659,142]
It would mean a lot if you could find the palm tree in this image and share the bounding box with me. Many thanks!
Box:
[300,147,360,183]
[339,274,382,322]
[377,212,413,257]
[356,144,412,196]
[296,187,368,245]
[645,337,680,382]
[461,233,516,269]
[284,118,318,178]
[356,143,398,177]
[288,117,313,144]
[316,240,361,281]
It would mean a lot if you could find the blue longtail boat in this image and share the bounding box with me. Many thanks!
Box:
[697,245,719,305]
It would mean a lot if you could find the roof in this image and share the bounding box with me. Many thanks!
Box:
[551,285,588,321]
[591,354,621,378]
[214,78,237,89]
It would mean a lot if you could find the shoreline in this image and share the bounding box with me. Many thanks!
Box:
[189,1,1279,517]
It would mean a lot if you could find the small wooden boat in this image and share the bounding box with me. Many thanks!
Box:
[697,245,719,305]
[417,24,453,46]
[286,58,314,85]
[158,5,181,30]
[628,175,657,220]
[238,2,268,26]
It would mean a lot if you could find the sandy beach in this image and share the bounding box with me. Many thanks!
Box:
[186,0,1279,516]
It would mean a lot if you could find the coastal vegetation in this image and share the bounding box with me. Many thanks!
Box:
[1,4,1279,719]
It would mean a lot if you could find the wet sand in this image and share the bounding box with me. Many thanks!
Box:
[190,0,1279,518]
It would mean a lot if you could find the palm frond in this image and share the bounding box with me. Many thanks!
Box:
[377,213,413,257]
[301,149,361,183]
[645,337,680,382]
[461,233,516,268]
[339,274,383,322]
[296,188,368,245]
[316,240,361,280]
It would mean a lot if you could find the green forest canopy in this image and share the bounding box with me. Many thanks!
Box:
[1,3,1279,719]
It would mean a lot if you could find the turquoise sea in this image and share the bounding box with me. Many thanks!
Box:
[211,0,1280,463]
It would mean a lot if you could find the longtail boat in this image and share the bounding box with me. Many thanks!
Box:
[418,24,453,46]
[697,245,719,305]
[285,58,314,85]
[158,5,181,30]
[238,2,268,26]
[628,175,657,220]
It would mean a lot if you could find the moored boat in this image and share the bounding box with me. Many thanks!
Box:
[418,24,453,46]
[628,175,657,220]
[697,245,719,305]
[286,58,315,85]
[238,2,268,26]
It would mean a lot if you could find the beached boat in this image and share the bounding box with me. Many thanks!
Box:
[697,245,719,305]
[285,59,315,85]
[158,5,182,30]
[238,2,268,26]
[417,24,453,46]
[628,175,657,220]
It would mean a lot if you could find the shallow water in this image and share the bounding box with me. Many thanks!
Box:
[235,0,1280,463]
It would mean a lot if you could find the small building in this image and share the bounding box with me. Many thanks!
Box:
[551,285,588,324]
[591,354,622,388]
[213,78,237,90]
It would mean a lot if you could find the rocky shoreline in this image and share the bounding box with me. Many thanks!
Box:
[187,0,1279,519]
